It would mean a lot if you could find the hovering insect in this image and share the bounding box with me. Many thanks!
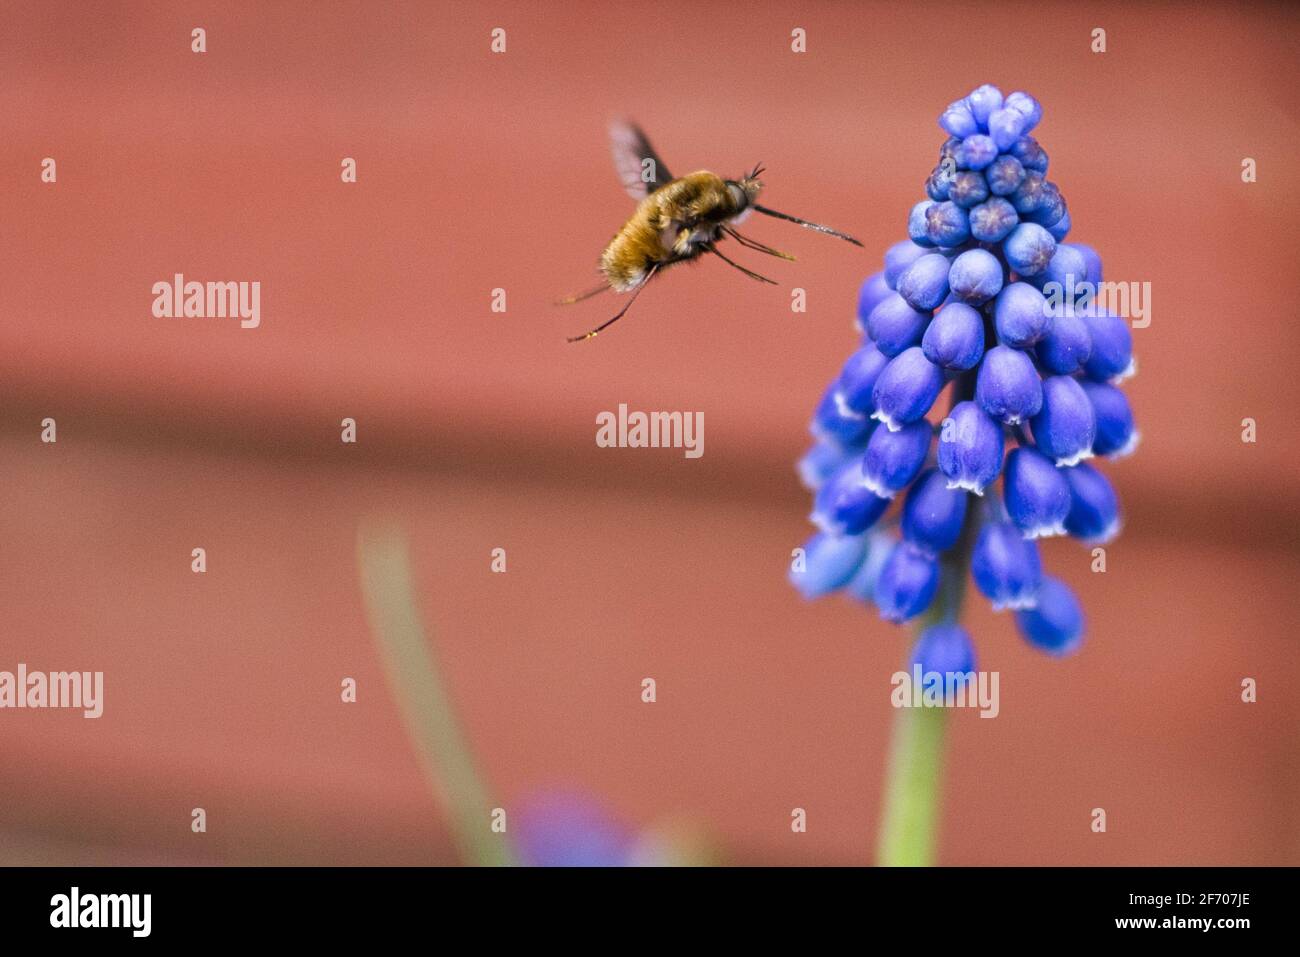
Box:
[560,120,863,342]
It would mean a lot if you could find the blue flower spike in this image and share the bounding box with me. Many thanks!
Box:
[792,86,1135,666]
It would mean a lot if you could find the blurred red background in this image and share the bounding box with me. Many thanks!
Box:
[1,0,1296,864]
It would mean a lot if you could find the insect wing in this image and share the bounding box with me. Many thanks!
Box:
[608,119,673,200]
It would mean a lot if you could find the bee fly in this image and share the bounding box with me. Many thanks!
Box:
[560,120,863,341]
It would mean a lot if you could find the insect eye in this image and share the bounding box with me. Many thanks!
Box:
[727,182,748,208]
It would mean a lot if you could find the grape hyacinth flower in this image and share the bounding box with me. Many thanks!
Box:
[813,458,891,536]
[976,345,1042,424]
[972,520,1043,610]
[873,540,941,623]
[922,303,984,371]
[1002,446,1070,540]
[937,400,1003,494]
[1015,577,1085,656]
[909,623,977,699]
[790,86,1138,867]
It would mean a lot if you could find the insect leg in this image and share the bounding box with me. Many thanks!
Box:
[705,244,778,284]
[721,225,796,261]
[751,204,864,246]
[556,281,612,305]
[565,265,660,342]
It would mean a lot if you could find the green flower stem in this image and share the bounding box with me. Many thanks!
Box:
[875,521,975,866]
[876,374,979,867]
[876,682,948,866]
[357,525,516,867]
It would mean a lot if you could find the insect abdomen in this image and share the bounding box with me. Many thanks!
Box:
[600,206,665,292]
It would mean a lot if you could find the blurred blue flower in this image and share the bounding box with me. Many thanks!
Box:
[515,791,634,867]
